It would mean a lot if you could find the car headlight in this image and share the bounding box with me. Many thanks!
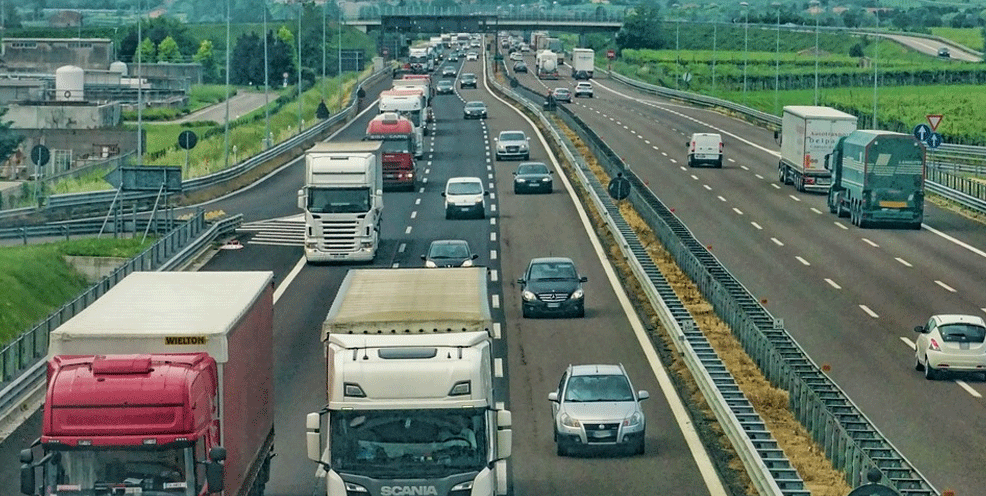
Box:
[516,178,526,183]
[624,411,642,427]
[522,290,536,301]
[541,177,551,182]
[474,197,483,204]
[571,289,584,299]
[461,259,473,267]
[560,413,581,428]
[425,260,437,268]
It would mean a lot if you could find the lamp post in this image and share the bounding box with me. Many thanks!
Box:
[136,0,143,163]
[711,11,717,93]
[672,3,680,90]
[773,2,781,115]
[297,1,303,133]
[741,2,749,105]
[263,0,271,148]
[872,14,879,128]
[338,1,343,111]
[810,0,820,105]
[224,0,231,168]
[322,0,326,95]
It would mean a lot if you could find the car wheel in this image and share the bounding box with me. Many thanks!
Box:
[914,353,924,371]
[634,437,645,455]
[514,186,521,194]
[556,440,569,457]
[524,153,530,160]
[496,154,502,161]
[923,357,937,380]
[522,306,532,318]
[575,306,585,318]
[778,165,787,184]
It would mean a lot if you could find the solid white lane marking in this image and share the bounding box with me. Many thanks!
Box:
[860,305,879,318]
[273,256,307,304]
[825,279,841,289]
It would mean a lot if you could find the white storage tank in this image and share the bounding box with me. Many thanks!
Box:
[109,61,128,76]
[55,65,85,102]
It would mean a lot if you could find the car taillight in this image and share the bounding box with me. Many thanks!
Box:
[719,142,723,153]
[929,338,941,351]
[690,142,695,153]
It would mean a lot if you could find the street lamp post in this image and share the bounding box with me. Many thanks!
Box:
[263,1,271,148]
[224,0,231,168]
[872,15,879,128]
[672,3,680,90]
[297,1,303,134]
[773,2,781,115]
[741,2,749,105]
[711,15,717,93]
[810,0,820,105]
[322,0,326,95]
[136,0,143,163]
[338,2,343,111]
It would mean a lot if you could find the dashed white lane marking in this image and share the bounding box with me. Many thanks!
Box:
[491,294,500,309]
[490,249,497,260]
[495,358,503,377]
[751,222,763,230]
[896,258,912,267]
[732,207,743,215]
[956,381,983,398]
[490,269,498,282]
[717,196,727,202]
[771,238,784,246]
[835,222,849,230]
[398,243,406,253]
[809,207,823,215]
[490,232,497,242]
[410,211,417,219]
[860,305,879,318]
[493,322,501,339]
[796,256,810,266]
[405,226,412,234]
[862,238,879,248]
[934,280,957,292]
[788,195,801,202]
[825,278,841,289]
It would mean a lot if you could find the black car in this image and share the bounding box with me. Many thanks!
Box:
[436,80,455,94]
[460,73,478,89]
[512,162,553,194]
[463,101,488,119]
[513,61,528,73]
[938,47,951,58]
[517,257,587,318]
[422,239,478,268]
[442,66,457,77]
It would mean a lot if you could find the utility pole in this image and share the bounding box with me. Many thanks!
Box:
[224,0,231,168]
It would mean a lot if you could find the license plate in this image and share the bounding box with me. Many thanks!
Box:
[591,430,610,438]
[330,253,347,258]
[879,201,907,208]
[547,303,560,308]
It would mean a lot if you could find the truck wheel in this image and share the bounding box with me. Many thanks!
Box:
[827,193,838,214]
[795,174,805,192]
[777,165,786,184]
[909,221,923,230]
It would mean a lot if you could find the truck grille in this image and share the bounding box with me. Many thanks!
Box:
[537,292,569,302]
[584,422,620,443]
[315,218,361,250]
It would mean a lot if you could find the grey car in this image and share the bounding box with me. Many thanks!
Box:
[495,130,530,161]
[517,256,586,318]
[549,364,649,456]
[436,80,455,94]
[421,239,478,268]
[463,101,488,119]
[460,73,478,89]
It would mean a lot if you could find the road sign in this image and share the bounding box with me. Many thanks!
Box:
[30,145,50,167]
[606,49,616,59]
[926,114,943,131]
[912,124,931,143]
[104,166,183,192]
[682,72,692,83]
[178,130,198,150]
[926,132,943,149]
[607,174,631,200]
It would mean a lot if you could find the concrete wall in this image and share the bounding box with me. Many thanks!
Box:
[2,38,114,73]
[5,102,121,129]
[3,129,141,180]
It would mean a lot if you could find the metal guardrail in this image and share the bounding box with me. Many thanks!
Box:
[494,68,808,495]
[0,68,391,224]
[0,211,243,425]
[502,66,938,493]
[605,69,986,215]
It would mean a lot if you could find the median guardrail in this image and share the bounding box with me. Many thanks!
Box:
[0,67,391,225]
[604,69,986,216]
[495,61,939,494]
[0,211,243,431]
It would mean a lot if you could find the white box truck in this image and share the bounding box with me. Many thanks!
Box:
[778,105,858,192]
[306,267,512,496]
[572,48,594,79]
[297,141,383,263]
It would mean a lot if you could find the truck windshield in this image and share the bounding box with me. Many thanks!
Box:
[330,409,487,478]
[307,187,371,214]
[370,137,412,154]
[43,446,196,496]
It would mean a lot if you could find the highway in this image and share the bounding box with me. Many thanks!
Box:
[0,55,723,495]
[512,55,986,495]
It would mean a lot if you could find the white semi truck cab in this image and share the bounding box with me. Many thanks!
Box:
[297,141,383,263]
[307,268,512,496]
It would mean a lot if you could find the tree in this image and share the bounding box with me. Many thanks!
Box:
[231,32,263,85]
[193,39,219,83]
[616,5,665,51]
[0,108,23,169]
[120,17,198,64]
[157,36,182,63]
[269,32,297,85]
[139,37,157,63]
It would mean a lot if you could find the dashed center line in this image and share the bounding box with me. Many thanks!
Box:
[934,280,957,292]
[859,305,879,318]
[825,278,841,289]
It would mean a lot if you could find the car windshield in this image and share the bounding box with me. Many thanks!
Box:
[438,81,452,88]
[565,374,634,402]
[939,323,986,343]
[462,74,476,80]
[430,243,470,258]
[529,262,576,281]
[517,163,548,174]
[465,102,485,109]
[447,181,482,195]
[500,132,525,142]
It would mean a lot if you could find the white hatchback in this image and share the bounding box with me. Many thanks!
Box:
[914,314,986,380]
[442,177,488,219]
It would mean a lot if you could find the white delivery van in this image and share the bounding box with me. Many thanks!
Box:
[686,132,724,168]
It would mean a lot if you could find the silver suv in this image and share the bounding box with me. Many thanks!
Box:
[549,364,648,456]
[495,130,530,161]
[574,82,593,98]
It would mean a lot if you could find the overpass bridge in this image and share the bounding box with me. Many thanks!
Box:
[345,12,624,37]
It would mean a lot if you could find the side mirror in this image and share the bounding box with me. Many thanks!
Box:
[484,191,490,196]
[306,412,323,462]
[19,449,34,496]
[297,189,305,210]
[548,391,559,402]
[496,410,512,460]
[441,192,446,197]
[579,276,588,283]
[774,130,780,140]
[516,278,526,285]
[471,254,479,260]
[206,447,226,494]
[638,390,650,401]
[914,325,926,334]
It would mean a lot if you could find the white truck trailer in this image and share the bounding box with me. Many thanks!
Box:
[297,141,383,263]
[306,267,512,496]
[778,105,858,192]
[571,48,594,79]
[536,50,559,79]
[379,90,426,156]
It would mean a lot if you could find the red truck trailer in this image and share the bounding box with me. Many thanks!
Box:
[20,271,275,496]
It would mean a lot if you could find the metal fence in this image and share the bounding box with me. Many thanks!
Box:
[498,65,938,494]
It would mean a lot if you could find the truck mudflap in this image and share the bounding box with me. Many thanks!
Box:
[239,427,275,496]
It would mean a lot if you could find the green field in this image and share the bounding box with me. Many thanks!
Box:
[930,27,984,52]
[0,238,153,346]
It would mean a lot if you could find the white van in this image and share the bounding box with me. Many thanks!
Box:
[686,133,724,168]
[442,177,489,219]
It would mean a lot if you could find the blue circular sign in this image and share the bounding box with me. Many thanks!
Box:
[912,124,932,143]
[926,132,943,149]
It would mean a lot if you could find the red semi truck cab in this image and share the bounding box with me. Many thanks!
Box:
[20,271,275,496]
[366,112,417,191]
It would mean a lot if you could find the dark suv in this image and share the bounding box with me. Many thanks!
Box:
[517,257,587,318]
[460,73,478,89]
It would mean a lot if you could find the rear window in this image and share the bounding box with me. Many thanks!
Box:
[939,324,986,343]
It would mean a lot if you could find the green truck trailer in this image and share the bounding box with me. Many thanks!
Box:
[826,130,925,229]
